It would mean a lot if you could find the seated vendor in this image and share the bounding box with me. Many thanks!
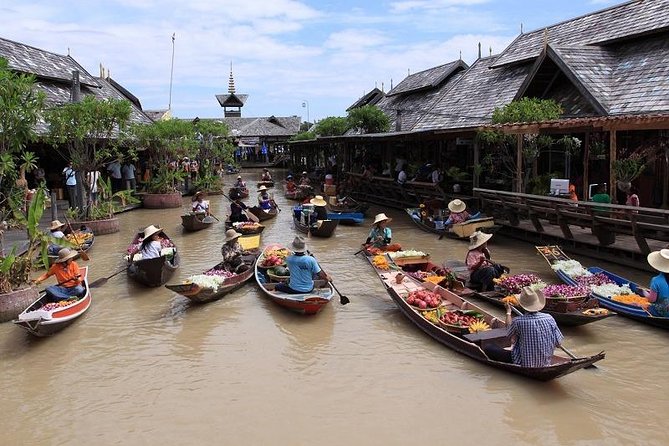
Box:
[445,199,480,226]
[275,237,330,294]
[34,248,84,301]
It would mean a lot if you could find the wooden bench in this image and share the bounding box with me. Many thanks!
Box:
[463,328,509,349]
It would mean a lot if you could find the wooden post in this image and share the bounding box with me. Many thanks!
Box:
[473,139,480,189]
[516,134,523,193]
[583,132,590,201]
[663,146,669,209]
[51,191,58,221]
[609,129,617,203]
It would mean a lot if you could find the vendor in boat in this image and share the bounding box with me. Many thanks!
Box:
[234,175,246,189]
[191,191,210,215]
[47,220,67,255]
[465,231,507,292]
[364,213,401,251]
[220,229,249,273]
[275,236,330,294]
[299,171,311,186]
[261,168,272,182]
[33,248,84,301]
[131,225,165,261]
[285,175,297,192]
[484,287,564,368]
[257,186,273,210]
[444,199,480,226]
[310,195,329,221]
[230,197,249,223]
[645,249,669,316]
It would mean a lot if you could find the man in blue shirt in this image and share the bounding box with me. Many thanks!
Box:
[276,237,330,294]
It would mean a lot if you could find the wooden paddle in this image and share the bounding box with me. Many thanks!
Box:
[63,216,90,261]
[89,266,127,288]
[508,305,596,369]
[308,251,349,305]
[222,193,260,223]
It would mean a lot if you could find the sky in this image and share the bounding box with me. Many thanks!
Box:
[1,0,619,123]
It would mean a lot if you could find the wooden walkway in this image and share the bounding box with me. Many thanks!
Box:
[475,188,669,272]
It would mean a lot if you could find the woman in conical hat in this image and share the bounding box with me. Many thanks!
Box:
[645,249,669,316]
[465,231,507,291]
[364,213,401,251]
[444,199,480,226]
[220,229,248,273]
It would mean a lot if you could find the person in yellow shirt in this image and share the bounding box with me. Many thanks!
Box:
[34,248,84,301]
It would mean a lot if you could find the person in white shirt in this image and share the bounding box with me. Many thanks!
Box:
[431,166,443,184]
[62,162,77,208]
[397,165,407,185]
[132,225,164,261]
[87,170,101,205]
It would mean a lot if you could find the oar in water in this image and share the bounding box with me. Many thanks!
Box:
[508,305,596,369]
[202,213,220,224]
[89,267,128,288]
[63,216,90,261]
[308,251,350,305]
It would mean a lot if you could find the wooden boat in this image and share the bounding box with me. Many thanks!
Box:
[406,208,499,239]
[327,198,369,216]
[326,211,364,225]
[257,180,275,188]
[364,257,604,380]
[165,255,257,303]
[555,264,669,329]
[126,233,180,287]
[47,229,95,265]
[292,207,339,238]
[247,206,278,222]
[229,186,249,200]
[181,213,214,232]
[254,244,334,315]
[394,257,475,297]
[13,266,92,336]
[224,218,265,234]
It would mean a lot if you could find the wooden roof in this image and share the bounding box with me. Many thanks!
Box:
[492,0,669,68]
[385,60,467,97]
[482,113,669,133]
[216,93,248,107]
[346,87,384,111]
[222,116,301,137]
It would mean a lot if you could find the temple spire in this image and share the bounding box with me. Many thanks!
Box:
[228,62,236,94]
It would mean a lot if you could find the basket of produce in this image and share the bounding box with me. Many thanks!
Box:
[438,310,487,335]
[493,273,545,295]
[405,289,442,310]
[259,248,290,269]
[540,284,590,312]
[268,266,290,282]
[388,250,429,265]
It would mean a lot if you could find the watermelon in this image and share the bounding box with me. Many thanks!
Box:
[274,266,290,276]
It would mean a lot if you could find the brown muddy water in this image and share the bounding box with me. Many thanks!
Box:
[1,172,667,445]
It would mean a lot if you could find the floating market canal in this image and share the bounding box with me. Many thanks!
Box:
[1,175,667,446]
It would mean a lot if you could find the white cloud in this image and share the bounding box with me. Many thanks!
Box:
[390,0,489,13]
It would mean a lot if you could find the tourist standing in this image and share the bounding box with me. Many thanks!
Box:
[62,162,77,209]
[107,159,123,193]
[87,169,101,205]
[122,161,136,191]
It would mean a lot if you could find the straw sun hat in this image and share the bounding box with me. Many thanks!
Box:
[518,286,546,312]
[372,213,392,226]
[292,236,306,253]
[448,199,467,213]
[309,195,327,207]
[143,225,163,239]
[55,248,78,263]
[224,229,242,243]
[49,220,66,231]
[468,231,493,250]
[257,185,268,192]
[648,249,669,273]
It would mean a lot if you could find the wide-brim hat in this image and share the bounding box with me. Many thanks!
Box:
[50,220,65,231]
[302,171,308,175]
[648,249,669,273]
[292,236,306,253]
[143,224,163,239]
[372,213,392,226]
[286,175,293,179]
[192,191,204,201]
[224,229,242,243]
[448,199,467,213]
[310,195,327,207]
[257,185,267,192]
[237,175,242,179]
[518,286,546,312]
[55,248,78,263]
[468,231,493,250]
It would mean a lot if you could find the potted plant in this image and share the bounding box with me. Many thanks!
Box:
[143,165,185,208]
[0,189,62,322]
[68,178,139,234]
[612,156,645,192]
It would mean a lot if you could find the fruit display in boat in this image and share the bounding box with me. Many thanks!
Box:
[468,320,491,333]
[439,310,484,328]
[406,289,442,309]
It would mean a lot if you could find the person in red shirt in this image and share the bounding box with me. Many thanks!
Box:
[34,248,84,301]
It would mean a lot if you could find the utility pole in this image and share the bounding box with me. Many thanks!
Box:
[168,33,175,110]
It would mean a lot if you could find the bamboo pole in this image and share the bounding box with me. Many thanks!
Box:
[609,129,617,202]
[516,134,523,192]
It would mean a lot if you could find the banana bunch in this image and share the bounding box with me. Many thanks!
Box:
[468,320,491,333]
[422,309,440,324]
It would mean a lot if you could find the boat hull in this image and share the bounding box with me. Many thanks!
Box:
[181,214,214,232]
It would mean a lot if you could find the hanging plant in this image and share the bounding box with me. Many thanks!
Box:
[612,156,645,183]
[557,135,582,156]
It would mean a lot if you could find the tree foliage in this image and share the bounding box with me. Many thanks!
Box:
[491,97,563,124]
[315,116,348,137]
[347,105,390,134]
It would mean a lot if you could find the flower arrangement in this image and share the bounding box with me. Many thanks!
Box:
[574,273,614,287]
[494,273,544,294]
[542,284,589,299]
[551,260,591,278]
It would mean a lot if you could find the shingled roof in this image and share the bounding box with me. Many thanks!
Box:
[412,56,532,131]
[492,0,669,68]
[222,116,301,137]
[346,87,384,111]
[216,93,249,107]
[386,60,466,97]
[0,37,100,87]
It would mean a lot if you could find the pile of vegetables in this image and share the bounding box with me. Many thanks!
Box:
[372,255,389,270]
[439,310,484,329]
[271,266,290,277]
[611,293,650,308]
[494,273,544,294]
[406,289,442,309]
[388,250,427,259]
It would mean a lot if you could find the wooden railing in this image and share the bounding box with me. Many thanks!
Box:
[474,188,669,254]
[345,172,449,209]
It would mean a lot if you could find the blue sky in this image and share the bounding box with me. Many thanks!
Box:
[2,0,618,122]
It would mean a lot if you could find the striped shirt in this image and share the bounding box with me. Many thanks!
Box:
[508,312,563,368]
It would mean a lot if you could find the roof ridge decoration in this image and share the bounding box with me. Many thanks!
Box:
[228,62,235,94]
[491,0,669,68]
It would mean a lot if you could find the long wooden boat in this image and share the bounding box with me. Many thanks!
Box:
[326,211,364,225]
[181,213,214,232]
[327,199,369,216]
[224,219,265,234]
[47,229,95,265]
[257,180,275,188]
[406,208,499,239]
[247,206,278,222]
[165,255,257,303]
[254,244,334,315]
[126,233,180,287]
[13,266,92,336]
[229,187,249,200]
[285,189,306,201]
[293,212,339,238]
[557,265,669,329]
[364,256,604,380]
